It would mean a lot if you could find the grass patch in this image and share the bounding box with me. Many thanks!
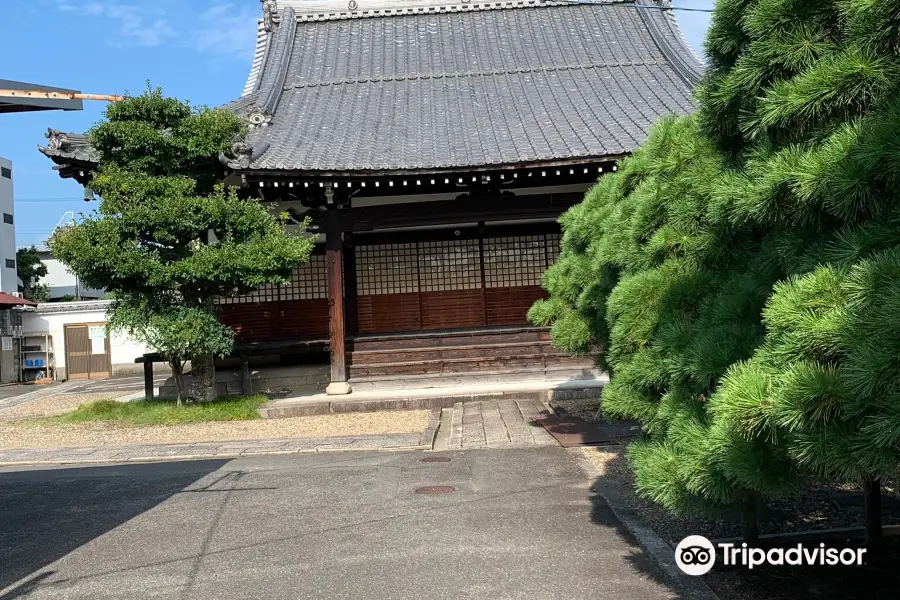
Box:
[53,395,268,427]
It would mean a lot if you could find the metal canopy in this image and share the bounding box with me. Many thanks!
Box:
[0,79,84,114]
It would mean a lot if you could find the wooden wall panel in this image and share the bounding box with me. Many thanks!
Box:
[214,230,561,341]
[220,299,331,343]
[357,293,422,334]
[218,303,277,342]
[485,285,548,326]
[420,289,486,330]
[279,299,330,340]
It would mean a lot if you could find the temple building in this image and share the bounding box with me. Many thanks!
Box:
[40,0,702,395]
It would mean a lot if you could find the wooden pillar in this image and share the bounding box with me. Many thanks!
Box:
[325,198,350,395]
[478,221,488,327]
[240,352,252,396]
[143,359,154,400]
[343,232,359,337]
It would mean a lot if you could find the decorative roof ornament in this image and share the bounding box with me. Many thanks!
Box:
[224,140,254,169]
[220,139,272,169]
[262,0,278,32]
[246,107,273,128]
[45,128,70,151]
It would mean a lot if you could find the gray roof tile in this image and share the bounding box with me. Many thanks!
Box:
[240,2,702,172]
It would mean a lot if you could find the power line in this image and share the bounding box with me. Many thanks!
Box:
[15,197,85,203]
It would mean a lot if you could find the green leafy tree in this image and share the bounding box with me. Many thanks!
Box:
[30,284,50,303]
[532,0,900,546]
[16,246,48,301]
[109,301,233,406]
[50,86,314,402]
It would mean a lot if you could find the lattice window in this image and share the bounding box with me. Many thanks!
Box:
[281,254,328,300]
[230,283,280,304]
[484,235,548,288]
[546,233,562,265]
[215,254,328,304]
[357,243,420,295]
[419,239,482,292]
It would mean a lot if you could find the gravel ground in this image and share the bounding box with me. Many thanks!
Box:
[0,410,430,449]
[585,446,900,600]
[0,393,116,420]
[585,445,900,542]
[551,395,605,422]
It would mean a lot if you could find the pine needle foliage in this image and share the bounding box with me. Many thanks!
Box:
[531,0,900,530]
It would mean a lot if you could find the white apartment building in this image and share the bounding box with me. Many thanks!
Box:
[0,156,16,295]
[36,248,105,300]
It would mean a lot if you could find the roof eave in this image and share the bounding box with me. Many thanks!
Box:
[231,154,629,179]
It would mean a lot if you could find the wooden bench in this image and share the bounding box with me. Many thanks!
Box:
[135,339,329,399]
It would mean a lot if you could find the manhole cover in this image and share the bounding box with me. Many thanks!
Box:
[420,456,452,463]
[415,486,456,495]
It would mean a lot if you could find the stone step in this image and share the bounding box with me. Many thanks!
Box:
[348,366,604,392]
[257,376,608,418]
[349,354,593,377]
[348,341,556,365]
[350,327,549,352]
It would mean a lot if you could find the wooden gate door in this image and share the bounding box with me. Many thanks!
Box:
[64,323,111,380]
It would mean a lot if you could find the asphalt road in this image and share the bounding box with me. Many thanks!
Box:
[0,447,679,599]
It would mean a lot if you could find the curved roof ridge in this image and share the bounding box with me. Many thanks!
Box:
[636,1,704,86]
[242,18,272,97]
[663,4,705,69]
[255,7,297,119]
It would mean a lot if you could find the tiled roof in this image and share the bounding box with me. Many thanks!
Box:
[0,292,37,308]
[228,0,702,173]
[41,0,703,176]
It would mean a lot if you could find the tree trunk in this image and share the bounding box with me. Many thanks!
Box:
[864,477,882,551]
[741,494,760,546]
[170,359,184,408]
[189,353,217,402]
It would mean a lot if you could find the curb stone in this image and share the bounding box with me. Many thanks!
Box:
[0,445,429,467]
[568,446,721,600]
[0,434,430,466]
[419,407,442,449]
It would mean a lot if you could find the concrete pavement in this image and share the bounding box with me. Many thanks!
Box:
[0,448,685,600]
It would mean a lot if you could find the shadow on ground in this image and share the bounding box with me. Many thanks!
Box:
[0,460,229,597]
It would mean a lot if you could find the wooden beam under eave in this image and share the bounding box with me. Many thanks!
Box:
[339,192,583,232]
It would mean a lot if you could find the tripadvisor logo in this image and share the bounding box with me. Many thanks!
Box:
[675,535,867,576]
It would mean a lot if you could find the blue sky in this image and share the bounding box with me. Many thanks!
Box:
[0,0,713,248]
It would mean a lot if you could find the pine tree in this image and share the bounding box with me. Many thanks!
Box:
[531,0,900,545]
[51,87,314,402]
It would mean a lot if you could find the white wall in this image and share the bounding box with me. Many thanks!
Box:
[36,253,105,299]
[21,301,151,379]
[0,157,16,295]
